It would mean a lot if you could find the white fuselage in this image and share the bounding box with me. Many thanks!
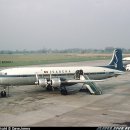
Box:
[123,57,130,65]
[123,57,130,70]
[0,66,123,86]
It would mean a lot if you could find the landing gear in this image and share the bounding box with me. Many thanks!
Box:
[1,90,6,97]
[60,86,68,95]
[46,85,53,91]
[0,86,10,98]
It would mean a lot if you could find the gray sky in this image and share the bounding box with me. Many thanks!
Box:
[0,0,130,50]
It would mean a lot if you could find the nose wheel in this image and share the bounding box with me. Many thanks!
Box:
[0,87,10,98]
[1,90,6,97]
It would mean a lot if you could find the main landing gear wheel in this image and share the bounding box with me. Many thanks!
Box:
[60,86,68,95]
[1,91,6,97]
[46,85,53,91]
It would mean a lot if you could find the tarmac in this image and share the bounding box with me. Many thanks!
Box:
[0,60,130,127]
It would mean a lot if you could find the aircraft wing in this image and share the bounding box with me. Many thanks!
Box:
[65,79,104,84]
[61,79,103,95]
[62,69,104,84]
[61,69,103,95]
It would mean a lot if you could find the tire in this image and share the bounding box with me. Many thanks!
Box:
[1,91,6,97]
[60,86,68,95]
[46,85,52,91]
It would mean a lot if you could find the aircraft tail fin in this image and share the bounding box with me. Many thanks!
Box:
[107,49,125,71]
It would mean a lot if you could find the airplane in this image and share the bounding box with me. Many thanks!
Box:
[0,49,125,97]
[125,64,130,71]
[122,57,130,71]
[123,57,130,65]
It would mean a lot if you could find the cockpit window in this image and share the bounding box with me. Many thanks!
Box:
[0,72,6,75]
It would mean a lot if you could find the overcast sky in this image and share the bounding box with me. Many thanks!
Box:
[0,0,130,50]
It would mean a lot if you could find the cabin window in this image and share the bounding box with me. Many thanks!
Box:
[44,71,48,73]
[109,72,114,74]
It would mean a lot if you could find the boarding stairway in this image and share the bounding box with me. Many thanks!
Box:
[75,70,102,95]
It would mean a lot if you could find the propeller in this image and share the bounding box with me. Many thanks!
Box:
[35,73,39,85]
[48,71,54,91]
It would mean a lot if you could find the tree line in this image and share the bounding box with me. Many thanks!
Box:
[0,47,130,54]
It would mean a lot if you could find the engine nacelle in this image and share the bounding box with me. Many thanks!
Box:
[38,78,48,88]
[51,78,61,88]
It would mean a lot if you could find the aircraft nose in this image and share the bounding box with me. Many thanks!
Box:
[0,70,3,75]
[0,70,6,75]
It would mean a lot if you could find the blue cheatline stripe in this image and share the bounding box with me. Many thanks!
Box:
[0,72,107,78]
[0,75,35,78]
